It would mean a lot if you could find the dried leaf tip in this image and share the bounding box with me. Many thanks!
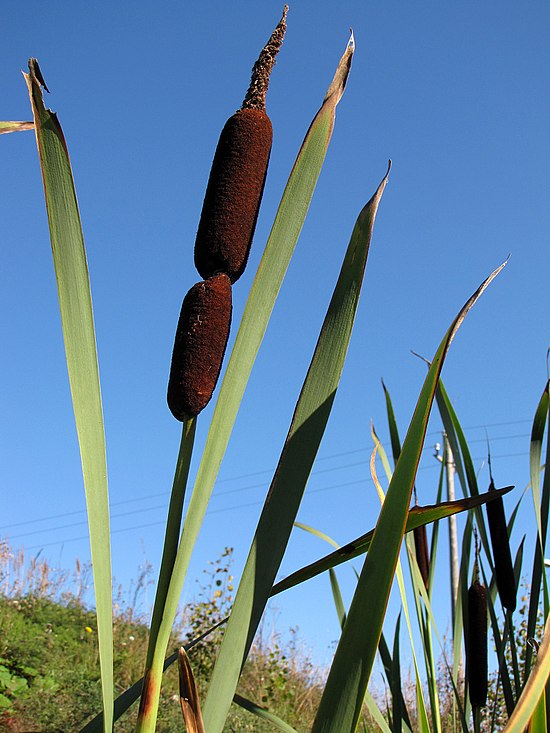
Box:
[242,6,288,110]
[322,29,355,106]
[28,58,49,93]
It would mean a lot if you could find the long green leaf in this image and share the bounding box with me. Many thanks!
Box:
[294,522,347,627]
[0,120,33,134]
[272,486,513,596]
[391,614,403,733]
[84,488,511,728]
[383,368,442,731]
[24,59,113,733]
[310,261,507,733]
[381,379,402,467]
[202,162,390,733]
[295,521,340,550]
[377,633,413,732]
[363,689,393,733]
[80,488,505,728]
[233,694,299,733]
[503,613,550,732]
[136,34,355,732]
[329,568,347,629]
[526,382,550,680]
[530,381,549,540]
[145,418,196,666]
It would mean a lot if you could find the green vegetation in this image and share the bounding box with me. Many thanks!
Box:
[2,8,549,732]
[0,535,545,732]
[0,545,329,732]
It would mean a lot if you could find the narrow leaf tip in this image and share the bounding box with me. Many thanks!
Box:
[28,58,49,92]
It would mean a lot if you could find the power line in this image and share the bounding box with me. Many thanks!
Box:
[8,448,531,551]
[2,441,532,539]
[0,422,533,533]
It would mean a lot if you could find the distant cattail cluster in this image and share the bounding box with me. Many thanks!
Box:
[168,8,288,421]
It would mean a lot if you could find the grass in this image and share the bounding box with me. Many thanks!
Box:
[0,544,333,733]
[1,537,545,732]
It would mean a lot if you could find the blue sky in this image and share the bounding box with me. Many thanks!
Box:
[2,1,549,672]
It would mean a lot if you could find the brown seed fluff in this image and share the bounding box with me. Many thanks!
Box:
[167,274,232,420]
[486,480,516,612]
[194,108,272,283]
[413,524,430,590]
[466,579,488,708]
[193,7,287,283]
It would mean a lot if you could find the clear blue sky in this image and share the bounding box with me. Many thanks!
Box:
[2,1,549,671]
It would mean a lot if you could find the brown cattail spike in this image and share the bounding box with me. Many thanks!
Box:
[194,108,273,282]
[466,578,488,708]
[167,274,232,420]
[194,8,287,283]
[413,524,430,590]
[486,479,516,612]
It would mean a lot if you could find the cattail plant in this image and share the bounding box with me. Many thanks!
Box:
[167,8,287,423]
[194,6,287,283]
[167,273,232,420]
[485,447,516,612]
[413,523,430,590]
[413,488,430,590]
[26,7,550,732]
[465,552,488,710]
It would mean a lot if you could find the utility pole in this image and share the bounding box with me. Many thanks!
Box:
[435,434,459,633]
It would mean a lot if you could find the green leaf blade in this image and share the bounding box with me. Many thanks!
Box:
[202,162,390,733]
[310,261,507,733]
[25,60,113,733]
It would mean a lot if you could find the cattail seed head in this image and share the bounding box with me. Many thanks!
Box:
[194,108,272,282]
[486,481,516,612]
[466,579,488,708]
[193,7,287,283]
[413,524,430,590]
[167,274,232,420]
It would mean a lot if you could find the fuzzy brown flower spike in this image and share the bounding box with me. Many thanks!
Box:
[167,274,232,420]
[485,442,516,612]
[194,7,288,283]
[465,550,488,709]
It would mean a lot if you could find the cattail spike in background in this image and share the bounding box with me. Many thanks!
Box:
[486,479,517,612]
[167,274,232,421]
[485,441,516,611]
[413,523,430,590]
[412,487,430,590]
[465,544,488,710]
[194,7,287,283]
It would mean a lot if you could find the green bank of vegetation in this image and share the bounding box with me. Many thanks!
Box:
[0,545,326,732]
[0,532,545,732]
